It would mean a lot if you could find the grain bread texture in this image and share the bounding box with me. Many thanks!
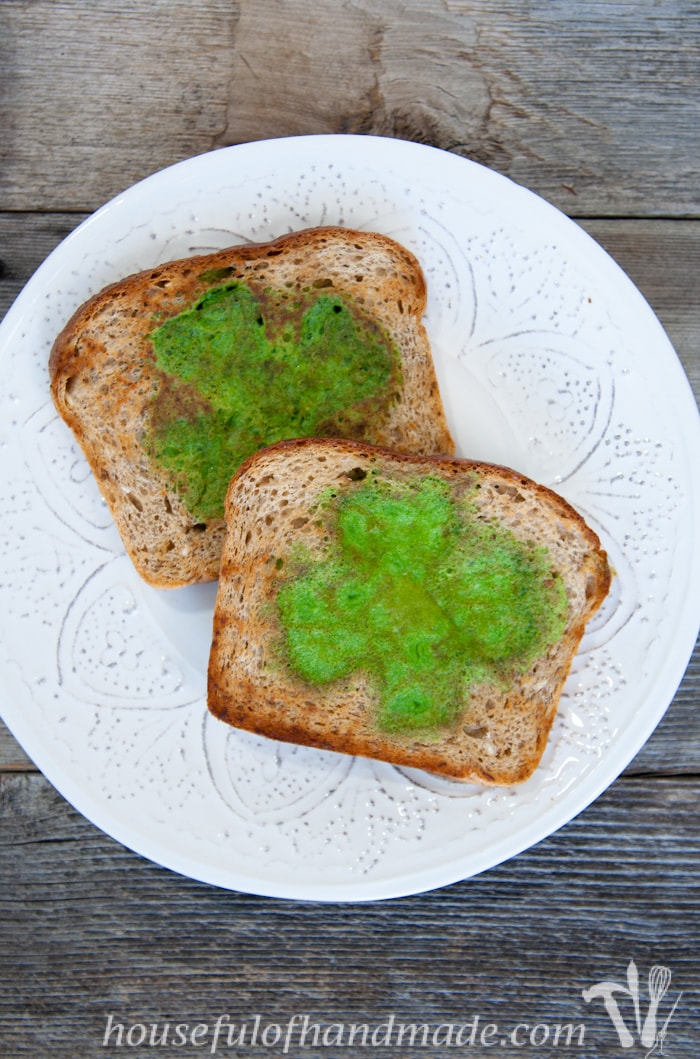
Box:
[49,226,453,588]
[207,438,611,785]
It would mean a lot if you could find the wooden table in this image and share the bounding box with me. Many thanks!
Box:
[1,2,698,1055]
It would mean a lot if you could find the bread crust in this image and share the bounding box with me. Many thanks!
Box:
[207,438,611,785]
[49,227,454,587]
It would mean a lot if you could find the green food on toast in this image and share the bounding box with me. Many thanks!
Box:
[146,282,402,521]
[275,474,569,735]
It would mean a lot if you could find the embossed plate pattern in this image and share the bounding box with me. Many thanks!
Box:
[1,136,699,900]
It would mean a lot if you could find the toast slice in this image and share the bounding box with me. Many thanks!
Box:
[49,227,453,588]
[207,438,611,786]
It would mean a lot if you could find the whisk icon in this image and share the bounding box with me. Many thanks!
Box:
[583,960,682,1053]
[641,965,672,1048]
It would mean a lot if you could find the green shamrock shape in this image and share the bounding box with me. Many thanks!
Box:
[146,282,401,521]
[276,475,569,734]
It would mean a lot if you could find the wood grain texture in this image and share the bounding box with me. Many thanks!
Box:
[226,0,700,217]
[0,772,697,1056]
[1,0,698,216]
[1,649,697,774]
[1,0,699,1052]
[2,213,697,385]
[580,219,700,396]
[0,0,234,211]
[0,212,698,777]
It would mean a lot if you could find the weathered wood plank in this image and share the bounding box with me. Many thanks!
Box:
[1,1,698,216]
[0,638,696,774]
[0,772,697,1055]
[0,728,33,771]
[624,645,699,776]
[580,219,700,396]
[2,214,699,376]
[227,0,700,218]
[0,212,87,316]
[0,212,698,777]
[0,0,234,211]
[1,3,697,1056]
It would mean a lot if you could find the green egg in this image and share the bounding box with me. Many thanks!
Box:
[275,476,569,735]
[145,282,402,521]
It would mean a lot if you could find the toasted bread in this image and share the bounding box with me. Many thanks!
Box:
[207,438,611,785]
[49,227,453,588]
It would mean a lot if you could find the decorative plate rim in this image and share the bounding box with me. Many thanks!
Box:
[1,134,699,901]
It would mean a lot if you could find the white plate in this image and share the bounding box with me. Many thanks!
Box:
[1,135,699,901]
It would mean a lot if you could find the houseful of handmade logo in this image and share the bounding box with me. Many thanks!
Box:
[583,960,682,1054]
